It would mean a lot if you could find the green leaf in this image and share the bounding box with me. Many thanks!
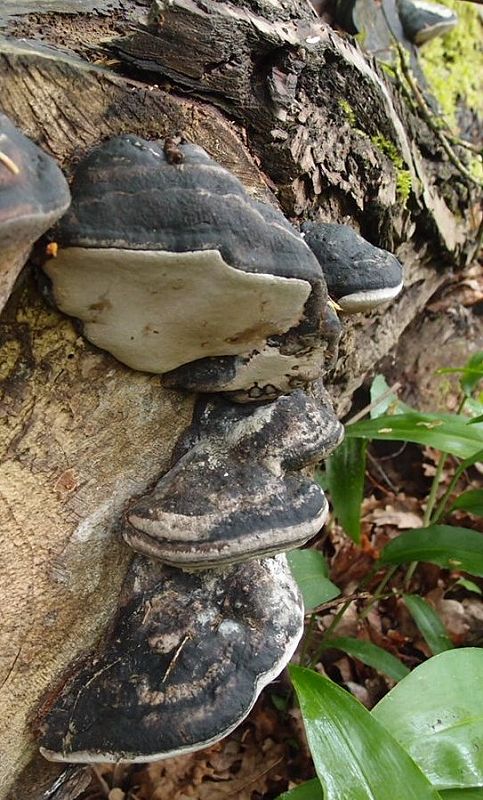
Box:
[373,649,483,789]
[369,374,399,418]
[452,489,483,517]
[271,692,289,712]
[468,413,483,425]
[436,352,483,398]
[433,450,483,523]
[286,550,340,612]
[346,413,483,460]
[290,665,441,800]
[380,525,483,577]
[325,437,367,543]
[403,594,454,655]
[441,790,483,799]
[454,578,482,595]
[326,635,410,681]
[461,353,483,397]
[277,778,324,800]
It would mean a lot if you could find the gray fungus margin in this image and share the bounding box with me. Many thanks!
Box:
[0,125,403,764]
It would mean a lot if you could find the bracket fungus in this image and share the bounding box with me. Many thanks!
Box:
[0,113,70,313]
[124,389,344,567]
[397,0,458,44]
[39,554,304,763]
[43,135,340,401]
[35,133,346,767]
[301,222,404,313]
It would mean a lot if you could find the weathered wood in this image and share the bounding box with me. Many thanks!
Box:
[0,277,196,796]
[0,1,480,796]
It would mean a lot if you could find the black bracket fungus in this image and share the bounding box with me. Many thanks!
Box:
[397,0,458,45]
[0,112,70,313]
[39,555,304,763]
[333,0,457,59]
[123,389,344,568]
[42,135,340,401]
[302,221,404,313]
[38,134,346,766]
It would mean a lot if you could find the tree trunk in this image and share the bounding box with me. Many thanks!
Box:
[0,1,479,796]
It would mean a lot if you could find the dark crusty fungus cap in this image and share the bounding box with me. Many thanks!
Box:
[397,0,458,44]
[301,222,403,313]
[39,554,304,763]
[123,389,344,567]
[43,135,339,400]
[0,113,70,313]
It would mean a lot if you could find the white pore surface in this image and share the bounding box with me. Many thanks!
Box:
[410,0,454,17]
[338,280,404,313]
[45,248,311,373]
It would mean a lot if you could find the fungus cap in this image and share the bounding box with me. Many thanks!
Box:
[39,555,304,763]
[0,113,70,312]
[397,0,458,44]
[43,135,338,399]
[302,222,403,313]
[124,390,344,568]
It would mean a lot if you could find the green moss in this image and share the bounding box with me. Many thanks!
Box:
[339,106,414,204]
[395,170,413,204]
[339,98,358,127]
[419,0,483,131]
[371,133,413,203]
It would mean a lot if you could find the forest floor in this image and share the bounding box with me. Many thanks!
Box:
[51,263,482,800]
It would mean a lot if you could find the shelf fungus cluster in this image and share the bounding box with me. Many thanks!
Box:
[40,389,343,763]
[36,134,401,763]
[0,113,70,312]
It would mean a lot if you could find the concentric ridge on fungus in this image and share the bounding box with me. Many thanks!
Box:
[39,555,304,763]
[123,389,344,567]
[43,135,340,400]
[302,222,404,313]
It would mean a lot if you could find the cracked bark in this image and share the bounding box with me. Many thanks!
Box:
[0,1,480,797]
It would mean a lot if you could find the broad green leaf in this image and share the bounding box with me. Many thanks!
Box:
[277,778,324,800]
[325,437,366,543]
[369,374,400,418]
[441,790,483,799]
[346,413,483,460]
[452,490,483,517]
[455,578,482,595]
[380,525,483,577]
[286,550,340,612]
[326,635,410,681]
[373,649,483,789]
[403,594,454,655]
[290,665,441,800]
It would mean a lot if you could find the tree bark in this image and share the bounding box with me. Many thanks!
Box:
[0,1,480,796]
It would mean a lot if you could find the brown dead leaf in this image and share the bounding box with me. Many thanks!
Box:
[369,505,423,529]
[425,587,469,642]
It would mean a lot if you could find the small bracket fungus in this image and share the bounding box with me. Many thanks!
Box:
[39,554,304,763]
[397,0,458,44]
[43,135,340,401]
[123,389,344,567]
[0,113,70,313]
[301,222,404,313]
